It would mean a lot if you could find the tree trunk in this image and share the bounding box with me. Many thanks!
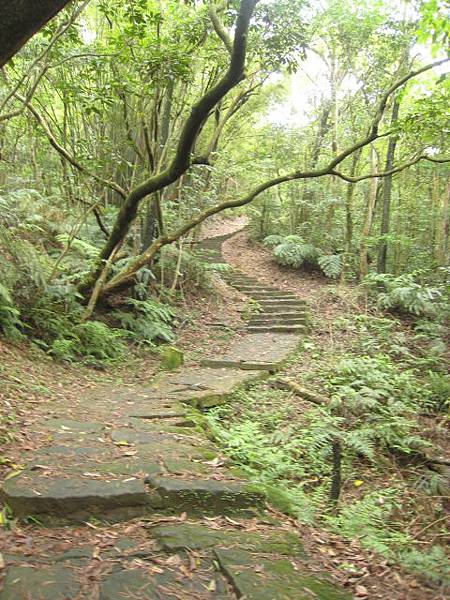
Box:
[0,0,71,67]
[435,178,450,265]
[359,145,379,280]
[340,149,362,282]
[377,99,400,273]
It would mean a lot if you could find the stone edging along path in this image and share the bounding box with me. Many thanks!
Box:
[0,233,351,599]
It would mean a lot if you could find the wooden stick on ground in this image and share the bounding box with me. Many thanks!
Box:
[271,377,330,406]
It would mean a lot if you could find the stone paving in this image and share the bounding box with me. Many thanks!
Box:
[0,232,351,599]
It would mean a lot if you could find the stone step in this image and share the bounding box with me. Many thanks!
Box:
[247,325,306,334]
[257,310,307,318]
[259,297,307,305]
[258,304,307,313]
[229,279,260,287]
[0,472,151,523]
[200,358,280,372]
[249,317,307,326]
[248,293,299,300]
[146,476,265,515]
[236,288,296,296]
[0,470,265,523]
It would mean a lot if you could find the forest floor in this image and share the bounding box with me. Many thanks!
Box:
[0,219,447,599]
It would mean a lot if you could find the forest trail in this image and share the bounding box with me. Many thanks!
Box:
[0,231,350,599]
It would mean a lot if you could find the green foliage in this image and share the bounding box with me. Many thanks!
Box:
[399,546,450,586]
[0,283,23,339]
[317,254,343,279]
[55,234,99,260]
[327,354,432,455]
[363,271,443,316]
[262,234,286,247]
[49,320,126,362]
[265,235,343,278]
[326,489,450,585]
[325,488,409,555]
[113,298,175,346]
[273,241,319,267]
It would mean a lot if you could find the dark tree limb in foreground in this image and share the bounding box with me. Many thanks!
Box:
[0,0,72,67]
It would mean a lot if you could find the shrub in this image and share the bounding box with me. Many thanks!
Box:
[0,283,23,340]
[363,271,443,316]
[113,298,175,346]
[264,234,343,278]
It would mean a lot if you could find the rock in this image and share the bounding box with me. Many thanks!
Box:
[110,428,180,445]
[150,523,305,556]
[43,418,104,433]
[99,569,157,599]
[0,565,80,599]
[100,562,230,598]
[146,476,265,514]
[201,333,300,372]
[160,346,184,370]
[164,367,268,408]
[163,458,208,475]
[1,473,150,522]
[214,548,352,600]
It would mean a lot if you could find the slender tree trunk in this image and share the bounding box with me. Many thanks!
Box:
[340,149,362,283]
[435,178,450,265]
[359,145,379,280]
[377,99,400,273]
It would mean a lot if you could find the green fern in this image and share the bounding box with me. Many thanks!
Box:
[0,283,23,339]
[363,271,442,316]
[55,234,99,260]
[263,234,286,247]
[113,298,175,345]
[317,254,342,278]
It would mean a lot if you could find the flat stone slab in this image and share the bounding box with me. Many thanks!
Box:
[151,523,305,556]
[247,325,306,334]
[215,548,352,600]
[99,566,228,600]
[146,476,265,514]
[201,333,300,371]
[110,428,183,445]
[43,418,104,433]
[0,565,81,600]
[0,473,150,520]
[157,367,266,408]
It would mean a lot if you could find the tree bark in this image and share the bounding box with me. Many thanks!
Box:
[359,145,379,280]
[79,0,259,296]
[377,98,400,273]
[0,0,72,67]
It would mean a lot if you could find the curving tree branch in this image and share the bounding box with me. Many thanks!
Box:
[79,0,260,294]
[97,57,449,298]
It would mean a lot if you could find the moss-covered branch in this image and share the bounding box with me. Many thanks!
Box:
[79,0,259,294]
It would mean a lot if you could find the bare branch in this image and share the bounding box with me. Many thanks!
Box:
[23,99,127,199]
[80,0,260,294]
[331,155,450,182]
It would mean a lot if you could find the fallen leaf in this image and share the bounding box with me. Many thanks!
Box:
[5,470,23,480]
[355,585,369,597]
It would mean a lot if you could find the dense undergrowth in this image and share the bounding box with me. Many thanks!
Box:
[0,189,228,362]
[206,296,449,588]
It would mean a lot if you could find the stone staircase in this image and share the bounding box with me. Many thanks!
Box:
[0,232,352,600]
